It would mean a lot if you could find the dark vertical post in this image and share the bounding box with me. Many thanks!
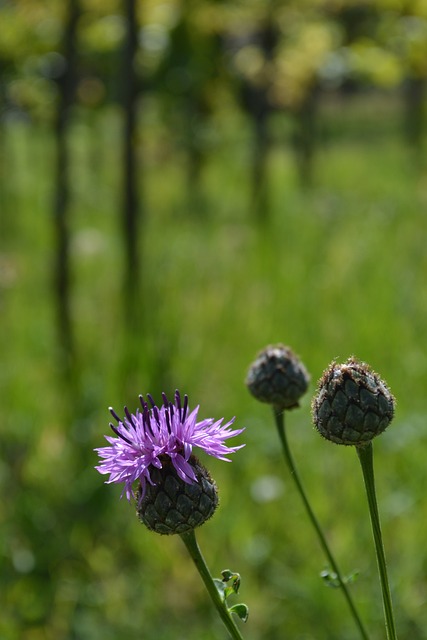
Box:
[53,0,79,364]
[293,84,319,190]
[403,75,425,161]
[121,0,140,311]
[239,16,277,221]
[251,105,269,220]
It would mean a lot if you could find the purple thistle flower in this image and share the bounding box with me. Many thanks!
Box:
[95,390,245,502]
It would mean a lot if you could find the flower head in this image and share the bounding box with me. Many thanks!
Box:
[136,455,219,535]
[312,357,395,446]
[246,344,310,410]
[95,390,244,502]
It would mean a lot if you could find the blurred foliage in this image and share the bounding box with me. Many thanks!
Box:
[2,1,427,639]
[2,0,427,115]
[3,98,427,640]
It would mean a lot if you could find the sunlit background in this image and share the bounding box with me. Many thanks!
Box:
[2,0,427,638]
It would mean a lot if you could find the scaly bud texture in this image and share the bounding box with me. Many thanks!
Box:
[137,455,218,535]
[246,344,310,410]
[312,358,395,446]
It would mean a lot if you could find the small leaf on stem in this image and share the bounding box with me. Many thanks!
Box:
[229,603,249,623]
[221,570,241,595]
[321,569,360,588]
[213,579,226,600]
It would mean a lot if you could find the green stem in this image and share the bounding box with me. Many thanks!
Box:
[273,408,369,640]
[356,442,398,640]
[180,529,245,640]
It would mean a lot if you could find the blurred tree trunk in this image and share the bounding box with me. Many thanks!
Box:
[243,20,278,222]
[184,96,211,214]
[292,85,319,189]
[403,76,425,162]
[53,0,79,365]
[117,0,146,397]
[0,67,7,230]
[250,100,270,220]
[121,0,140,312]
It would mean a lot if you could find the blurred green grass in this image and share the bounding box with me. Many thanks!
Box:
[2,94,427,639]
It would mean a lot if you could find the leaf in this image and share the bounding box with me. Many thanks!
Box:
[320,569,360,588]
[229,603,249,623]
[320,569,340,588]
[345,570,360,584]
[213,579,226,600]
[221,569,235,582]
[220,569,241,594]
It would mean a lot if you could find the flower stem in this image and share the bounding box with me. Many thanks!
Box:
[180,529,245,640]
[356,442,398,640]
[273,408,369,640]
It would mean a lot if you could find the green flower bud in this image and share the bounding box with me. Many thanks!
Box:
[312,357,395,446]
[136,455,219,535]
[246,344,310,410]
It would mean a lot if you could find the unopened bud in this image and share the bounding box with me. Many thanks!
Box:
[312,357,395,446]
[137,455,219,535]
[246,344,310,410]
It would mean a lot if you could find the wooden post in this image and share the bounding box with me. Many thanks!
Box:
[53,0,79,364]
[121,0,140,311]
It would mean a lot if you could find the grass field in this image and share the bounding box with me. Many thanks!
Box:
[2,92,427,639]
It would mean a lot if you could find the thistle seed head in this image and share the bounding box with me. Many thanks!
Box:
[246,344,310,410]
[137,455,219,535]
[312,357,395,446]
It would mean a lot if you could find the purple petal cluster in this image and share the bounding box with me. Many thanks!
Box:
[95,390,245,502]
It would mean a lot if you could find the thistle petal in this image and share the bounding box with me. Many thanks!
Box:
[95,391,245,501]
